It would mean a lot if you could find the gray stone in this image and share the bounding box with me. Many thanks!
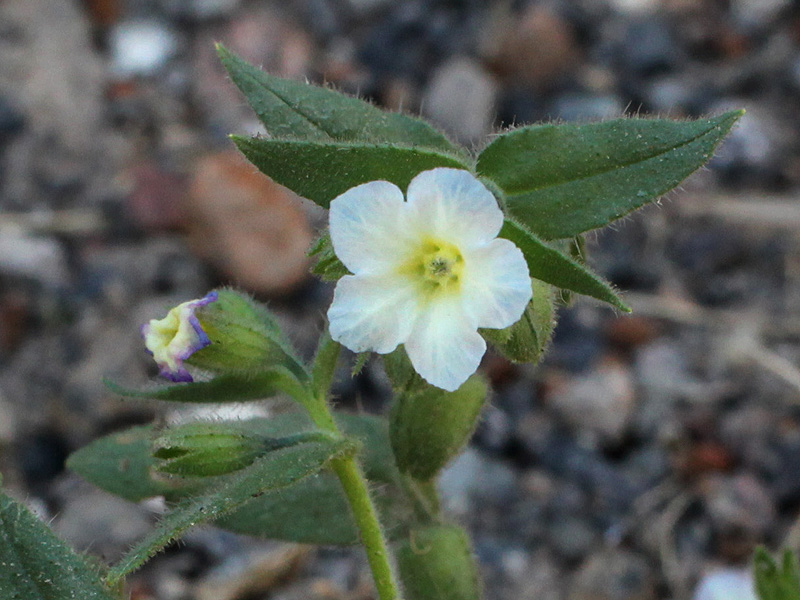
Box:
[422,57,497,145]
[570,549,657,600]
[439,448,517,515]
[549,358,636,446]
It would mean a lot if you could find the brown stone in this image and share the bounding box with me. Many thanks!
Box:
[490,6,578,90]
[186,152,313,296]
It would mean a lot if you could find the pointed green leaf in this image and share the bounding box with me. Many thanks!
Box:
[501,219,629,310]
[217,44,461,154]
[309,231,350,281]
[0,489,120,600]
[107,436,353,583]
[754,548,800,600]
[390,374,488,481]
[479,111,744,239]
[395,525,482,600]
[104,367,311,405]
[233,136,471,209]
[482,279,556,363]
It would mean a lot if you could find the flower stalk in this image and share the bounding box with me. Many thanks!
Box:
[304,341,403,600]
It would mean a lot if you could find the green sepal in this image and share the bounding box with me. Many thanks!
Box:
[189,288,307,379]
[152,422,333,478]
[104,367,311,406]
[500,219,629,311]
[309,231,350,281]
[395,525,482,600]
[0,488,120,600]
[754,547,800,600]
[481,279,556,363]
[311,330,341,402]
[233,136,471,210]
[478,111,744,239]
[390,374,488,481]
[217,43,462,155]
[107,435,355,584]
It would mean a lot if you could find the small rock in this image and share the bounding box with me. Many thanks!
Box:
[0,96,25,142]
[0,228,68,286]
[53,482,153,561]
[700,473,775,561]
[342,0,393,17]
[546,514,598,562]
[439,448,517,515]
[620,18,682,77]
[422,57,497,145]
[548,357,636,446]
[570,549,657,600]
[109,20,179,79]
[551,94,624,122]
[126,161,189,232]
[194,545,311,600]
[163,0,242,21]
[186,152,313,296]
[693,569,757,600]
[608,0,661,15]
[491,6,578,90]
[731,0,791,32]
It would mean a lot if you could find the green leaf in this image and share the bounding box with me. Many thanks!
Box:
[500,219,629,311]
[395,525,482,600]
[107,436,353,584]
[478,111,744,239]
[104,367,310,405]
[0,489,120,600]
[309,231,350,281]
[390,374,488,481]
[754,548,800,600]
[482,279,556,363]
[233,136,470,209]
[217,44,461,154]
[68,413,405,546]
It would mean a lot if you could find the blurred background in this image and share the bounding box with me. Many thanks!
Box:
[2,0,800,598]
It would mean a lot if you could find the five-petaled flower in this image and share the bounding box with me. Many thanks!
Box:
[327,168,532,391]
[142,292,218,382]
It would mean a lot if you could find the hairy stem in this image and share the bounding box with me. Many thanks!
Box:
[304,341,403,600]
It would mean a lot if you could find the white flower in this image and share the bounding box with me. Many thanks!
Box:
[327,168,532,392]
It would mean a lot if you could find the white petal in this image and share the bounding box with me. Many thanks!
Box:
[406,168,504,247]
[329,180,415,274]
[328,274,418,354]
[461,238,532,329]
[404,299,486,392]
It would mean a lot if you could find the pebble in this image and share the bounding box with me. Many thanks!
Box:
[548,357,636,447]
[439,448,517,515]
[569,549,657,600]
[163,0,242,21]
[693,568,757,600]
[186,152,313,296]
[422,57,497,145]
[0,228,68,286]
[109,20,179,78]
[700,473,775,561]
[52,481,153,561]
[491,6,577,90]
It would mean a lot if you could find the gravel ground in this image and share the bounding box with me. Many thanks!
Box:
[2,1,800,599]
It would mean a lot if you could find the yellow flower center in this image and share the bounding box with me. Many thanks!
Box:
[399,238,465,298]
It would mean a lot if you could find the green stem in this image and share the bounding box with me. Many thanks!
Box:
[304,340,403,600]
[330,456,402,600]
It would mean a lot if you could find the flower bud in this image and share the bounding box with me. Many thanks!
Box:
[142,288,301,382]
[152,422,265,477]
